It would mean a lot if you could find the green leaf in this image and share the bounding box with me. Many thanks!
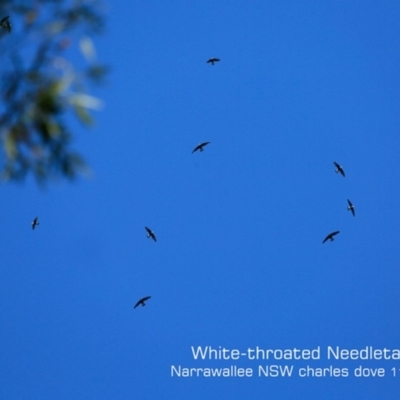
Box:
[4,130,17,159]
[74,104,93,126]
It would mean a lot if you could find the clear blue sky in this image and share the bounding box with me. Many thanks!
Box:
[1,1,400,399]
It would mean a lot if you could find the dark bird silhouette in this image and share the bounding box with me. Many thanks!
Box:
[206,58,220,65]
[32,217,39,230]
[333,162,345,177]
[347,199,355,216]
[134,296,151,309]
[145,226,156,242]
[0,16,11,33]
[192,141,210,153]
[322,231,340,243]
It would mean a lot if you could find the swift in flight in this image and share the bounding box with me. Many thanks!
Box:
[32,217,39,230]
[134,296,151,309]
[333,162,345,177]
[145,226,157,242]
[347,199,355,216]
[192,142,210,153]
[206,58,220,65]
[322,231,340,243]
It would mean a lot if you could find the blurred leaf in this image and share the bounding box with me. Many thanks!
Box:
[4,130,17,159]
[79,36,96,61]
[69,92,103,110]
[74,104,93,126]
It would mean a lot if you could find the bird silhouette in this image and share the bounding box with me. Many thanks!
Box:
[347,199,355,216]
[206,58,220,65]
[0,16,11,33]
[32,217,39,230]
[145,226,156,242]
[333,162,345,177]
[134,296,151,309]
[192,142,210,153]
[322,231,340,243]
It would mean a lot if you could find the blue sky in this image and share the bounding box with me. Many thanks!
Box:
[1,1,400,399]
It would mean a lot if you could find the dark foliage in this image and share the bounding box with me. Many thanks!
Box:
[0,0,108,185]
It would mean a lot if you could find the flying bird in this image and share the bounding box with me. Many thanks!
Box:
[347,199,355,216]
[32,217,39,230]
[206,58,220,65]
[134,296,151,309]
[333,162,345,177]
[0,16,11,33]
[145,226,156,242]
[192,141,210,153]
[322,231,340,243]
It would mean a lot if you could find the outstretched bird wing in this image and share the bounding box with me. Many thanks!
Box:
[322,235,330,244]
[192,144,201,153]
[206,58,220,64]
[133,300,142,309]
